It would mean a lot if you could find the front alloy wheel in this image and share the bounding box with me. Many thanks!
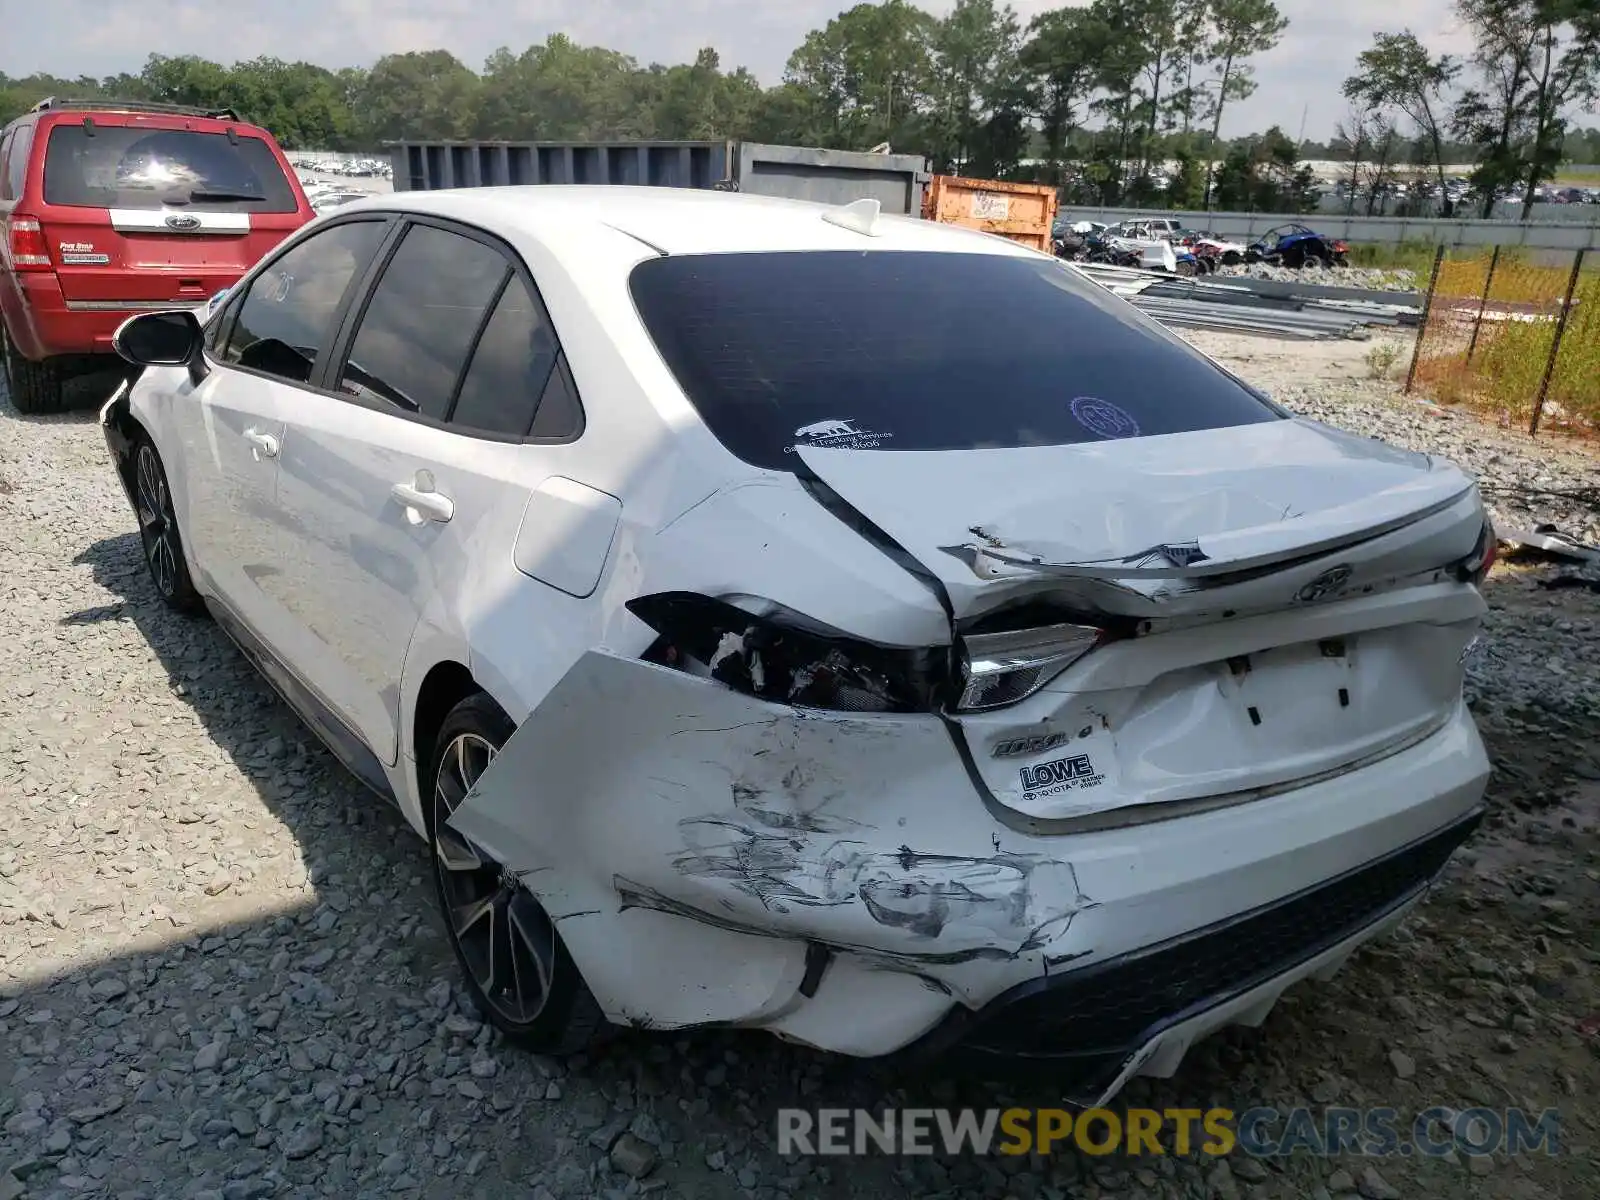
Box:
[428,694,605,1053]
[133,440,201,612]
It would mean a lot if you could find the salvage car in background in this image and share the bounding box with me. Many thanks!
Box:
[1,97,315,413]
[103,185,1492,1104]
[1246,222,1351,269]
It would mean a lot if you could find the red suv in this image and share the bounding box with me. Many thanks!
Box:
[1,97,315,413]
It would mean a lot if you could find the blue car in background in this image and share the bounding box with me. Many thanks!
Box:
[1245,223,1350,269]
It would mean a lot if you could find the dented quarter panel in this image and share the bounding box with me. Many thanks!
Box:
[446,647,1489,1040]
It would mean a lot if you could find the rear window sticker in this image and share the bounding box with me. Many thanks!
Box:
[1070,395,1141,440]
[786,418,894,453]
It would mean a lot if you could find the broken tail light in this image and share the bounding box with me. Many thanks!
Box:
[1454,518,1497,588]
[6,216,52,271]
[955,623,1109,712]
[627,592,949,714]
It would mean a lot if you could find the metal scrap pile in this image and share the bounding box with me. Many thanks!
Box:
[1072,261,1422,340]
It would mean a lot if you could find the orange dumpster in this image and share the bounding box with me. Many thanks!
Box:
[921,175,1058,252]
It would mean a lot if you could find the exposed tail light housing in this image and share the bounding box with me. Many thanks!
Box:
[6,216,52,271]
[627,591,949,714]
[1454,518,1498,588]
[955,623,1109,712]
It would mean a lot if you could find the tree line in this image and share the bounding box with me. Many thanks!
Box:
[3,0,1598,215]
[1340,1,1600,216]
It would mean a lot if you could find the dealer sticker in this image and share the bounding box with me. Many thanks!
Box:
[1019,752,1106,798]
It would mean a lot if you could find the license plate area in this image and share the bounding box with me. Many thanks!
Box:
[1224,638,1355,730]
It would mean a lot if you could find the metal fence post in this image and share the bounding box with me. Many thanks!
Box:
[1465,244,1501,365]
[1530,247,1586,436]
[1404,243,1449,395]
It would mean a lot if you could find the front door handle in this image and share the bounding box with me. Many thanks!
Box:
[243,428,279,459]
[391,470,454,524]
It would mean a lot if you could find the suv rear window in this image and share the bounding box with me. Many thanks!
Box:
[628,250,1281,471]
[42,124,297,212]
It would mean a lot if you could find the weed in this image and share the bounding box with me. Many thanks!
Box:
[1365,340,1405,379]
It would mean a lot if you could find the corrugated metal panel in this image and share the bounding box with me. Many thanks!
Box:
[390,141,735,192]
[387,140,930,215]
[732,143,929,215]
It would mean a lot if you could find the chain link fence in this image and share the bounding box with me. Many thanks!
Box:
[1406,245,1598,435]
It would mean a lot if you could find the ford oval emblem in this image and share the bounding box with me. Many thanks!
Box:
[164,213,202,232]
[1297,564,1353,603]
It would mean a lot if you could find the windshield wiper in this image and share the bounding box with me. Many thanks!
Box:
[184,190,267,203]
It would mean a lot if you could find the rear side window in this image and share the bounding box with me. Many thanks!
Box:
[336,224,508,421]
[223,221,386,384]
[629,251,1281,470]
[1,124,32,201]
[42,124,297,213]
[447,275,561,436]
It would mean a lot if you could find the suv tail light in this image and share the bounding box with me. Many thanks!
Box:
[6,216,52,271]
[956,623,1109,711]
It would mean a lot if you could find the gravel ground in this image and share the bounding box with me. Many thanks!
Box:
[2,348,1598,1200]
[1212,265,1419,293]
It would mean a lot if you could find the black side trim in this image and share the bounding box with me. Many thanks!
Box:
[207,599,397,806]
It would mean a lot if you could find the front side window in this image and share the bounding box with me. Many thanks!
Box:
[42,125,297,212]
[336,224,509,421]
[629,250,1282,471]
[222,221,387,384]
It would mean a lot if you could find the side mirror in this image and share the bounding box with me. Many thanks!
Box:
[112,310,203,368]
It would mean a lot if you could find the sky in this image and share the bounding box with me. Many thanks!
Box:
[1,0,1474,140]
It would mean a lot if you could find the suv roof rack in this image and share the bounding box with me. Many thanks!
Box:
[30,96,242,122]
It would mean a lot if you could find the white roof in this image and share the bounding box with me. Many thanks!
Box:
[336,185,1042,258]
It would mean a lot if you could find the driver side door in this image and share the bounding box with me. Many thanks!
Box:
[168,217,392,652]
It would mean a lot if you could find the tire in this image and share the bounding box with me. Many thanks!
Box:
[427,692,607,1055]
[131,436,204,613]
[1,322,66,415]
[1301,252,1328,270]
[1221,251,1242,266]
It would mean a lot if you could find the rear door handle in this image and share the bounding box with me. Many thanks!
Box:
[243,428,279,459]
[391,470,454,524]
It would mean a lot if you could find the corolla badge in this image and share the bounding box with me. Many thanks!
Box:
[1297,564,1353,602]
[164,213,202,231]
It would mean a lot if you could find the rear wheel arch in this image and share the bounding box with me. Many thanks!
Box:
[410,659,483,805]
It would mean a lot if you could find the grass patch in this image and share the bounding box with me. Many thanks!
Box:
[1344,240,1440,276]
[1413,253,1600,433]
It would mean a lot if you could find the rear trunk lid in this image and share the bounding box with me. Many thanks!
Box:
[34,115,309,307]
[796,418,1481,622]
[797,419,1488,822]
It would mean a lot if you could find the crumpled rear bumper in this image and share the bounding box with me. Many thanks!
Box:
[446,650,1489,1075]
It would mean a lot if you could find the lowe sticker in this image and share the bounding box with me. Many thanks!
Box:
[1019,752,1106,798]
[786,417,893,453]
[1070,395,1141,440]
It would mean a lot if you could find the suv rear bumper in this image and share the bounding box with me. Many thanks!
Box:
[5,272,141,359]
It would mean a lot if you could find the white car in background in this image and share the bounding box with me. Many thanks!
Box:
[102,186,1492,1103]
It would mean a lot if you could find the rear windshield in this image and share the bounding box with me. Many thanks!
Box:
[628,250,1282,471]
[43,125,298,212]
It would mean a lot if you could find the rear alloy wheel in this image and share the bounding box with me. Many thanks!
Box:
[1,323,67,415]
[133,439,203,613]
[428,693,606,1053]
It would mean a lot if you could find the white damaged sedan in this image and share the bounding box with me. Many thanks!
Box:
[102,185,1493,1104]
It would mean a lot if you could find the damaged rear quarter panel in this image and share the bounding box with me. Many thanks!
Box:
[443,650,1096,1027]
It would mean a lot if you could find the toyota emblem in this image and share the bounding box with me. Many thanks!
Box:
[1297,564,1353,603]
[164,213,202,231]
